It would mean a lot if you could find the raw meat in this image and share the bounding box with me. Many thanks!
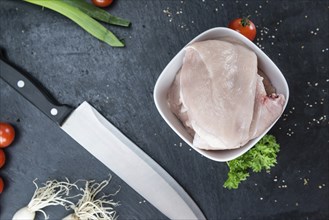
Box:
[168,40,285,150]
[249,74,286,138]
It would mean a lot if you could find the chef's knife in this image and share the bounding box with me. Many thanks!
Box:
[0,57,206,220]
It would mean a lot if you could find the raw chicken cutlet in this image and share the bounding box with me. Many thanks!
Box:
[168,40,285,150]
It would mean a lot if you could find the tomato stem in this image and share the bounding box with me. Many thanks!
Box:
[241,16,251,27]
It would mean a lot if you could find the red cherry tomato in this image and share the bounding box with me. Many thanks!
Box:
[0,177,4,193]
[228,17,257,41]
[0,122,15,148]
[91,0,113,8]
[0,149,5,168]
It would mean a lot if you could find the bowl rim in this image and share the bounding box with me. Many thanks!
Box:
[154,27,289,162]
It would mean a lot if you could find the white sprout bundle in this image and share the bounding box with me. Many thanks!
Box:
[63,178,120,220]
[13,179,76,220]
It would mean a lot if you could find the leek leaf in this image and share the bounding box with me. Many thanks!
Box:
[63,0,131,27]
[25,0,124,47]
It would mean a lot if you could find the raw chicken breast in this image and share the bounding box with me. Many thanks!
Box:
[180,40,258,150]
[249,75,286,138]
[168,71,195,136]
[168,39,285,150]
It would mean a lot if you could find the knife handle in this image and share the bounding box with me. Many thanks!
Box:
[0,58,73,125]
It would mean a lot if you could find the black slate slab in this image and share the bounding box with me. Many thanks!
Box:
[0,0,328,219]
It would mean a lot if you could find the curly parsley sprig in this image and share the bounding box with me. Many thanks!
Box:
[224,135,280,189]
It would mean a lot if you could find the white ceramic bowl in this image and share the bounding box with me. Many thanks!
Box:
[154,27,289,162]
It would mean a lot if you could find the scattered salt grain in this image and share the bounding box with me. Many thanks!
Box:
[304,178,309,185]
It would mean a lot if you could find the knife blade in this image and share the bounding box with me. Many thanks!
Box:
[0,57,206,220]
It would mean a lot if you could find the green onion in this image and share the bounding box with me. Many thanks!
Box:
[63,0,131,27]
[24,0,124,47]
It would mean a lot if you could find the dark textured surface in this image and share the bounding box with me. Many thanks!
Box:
[0,0,328,219]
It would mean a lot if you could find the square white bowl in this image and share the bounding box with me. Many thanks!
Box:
[154,27,289,162]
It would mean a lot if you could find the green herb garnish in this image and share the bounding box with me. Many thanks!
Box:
[224,134,280,189]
